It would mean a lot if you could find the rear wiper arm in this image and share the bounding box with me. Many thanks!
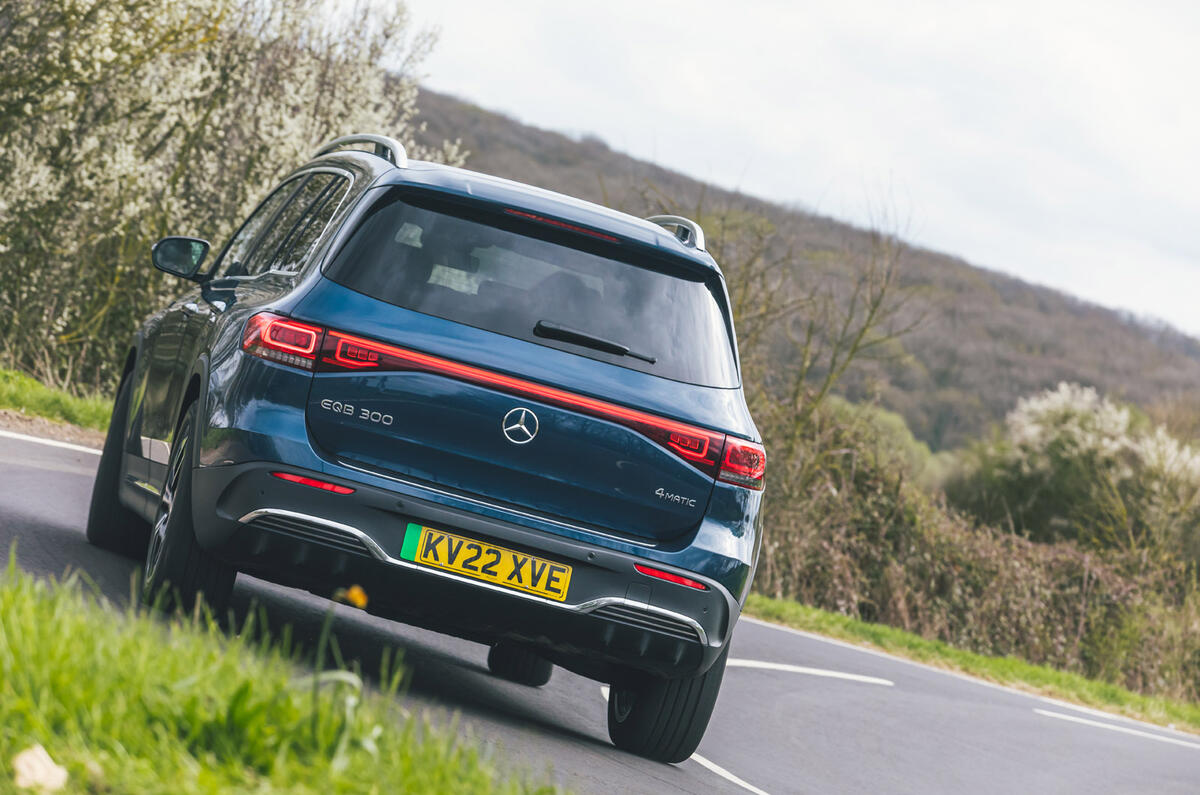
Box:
[534,320,657,364]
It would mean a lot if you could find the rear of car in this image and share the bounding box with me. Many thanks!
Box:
[307,184,754,541]
[114,141,765,763]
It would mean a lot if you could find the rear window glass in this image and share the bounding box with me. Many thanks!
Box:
[323,190,738,387]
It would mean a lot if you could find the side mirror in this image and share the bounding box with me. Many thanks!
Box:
[152,236,210,280]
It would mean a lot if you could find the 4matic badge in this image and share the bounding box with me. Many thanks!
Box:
[655,488,697,508]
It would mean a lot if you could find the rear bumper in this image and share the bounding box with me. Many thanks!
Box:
[191,461,739,680]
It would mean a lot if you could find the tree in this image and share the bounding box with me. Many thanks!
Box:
[0,0,463,391]
[632,185,917,598]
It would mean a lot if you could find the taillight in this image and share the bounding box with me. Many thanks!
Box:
[242,315,760,484]
[719,439,766,490]
[316,329,729,477]
[271,471,355,494]
[634,563,708,590]
[243,313,323,369]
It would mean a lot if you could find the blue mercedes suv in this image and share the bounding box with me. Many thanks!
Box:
[86,134,765,762]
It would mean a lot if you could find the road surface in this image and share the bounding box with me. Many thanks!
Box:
[1,429,1197,793]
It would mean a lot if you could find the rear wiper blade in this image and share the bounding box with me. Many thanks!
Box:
[534,320,657,364]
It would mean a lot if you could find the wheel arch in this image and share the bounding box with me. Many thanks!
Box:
[180,355,210,468]
[111,343,141,458]
[120,346,138,382]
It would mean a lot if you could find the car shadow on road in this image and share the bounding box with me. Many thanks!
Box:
[0,508,143,603]
[222,576,614,753]
[4,508,616,760]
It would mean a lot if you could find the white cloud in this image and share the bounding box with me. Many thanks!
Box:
[406,0,1200,333]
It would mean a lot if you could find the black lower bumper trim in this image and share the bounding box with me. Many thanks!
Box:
[245,511,373,558]
[191,461,739,681]
[221,522,707,679]
[590,603,700,643]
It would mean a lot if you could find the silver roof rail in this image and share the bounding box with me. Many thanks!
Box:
[313,134,408,168]
[646,215,706,252]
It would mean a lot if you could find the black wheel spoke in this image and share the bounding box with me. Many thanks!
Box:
[145,423,189,591]
[140,404,235,616]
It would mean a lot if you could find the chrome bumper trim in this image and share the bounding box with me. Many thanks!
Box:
[237,507,709,644]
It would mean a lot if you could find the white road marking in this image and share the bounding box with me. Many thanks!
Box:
[0,429,101,456]
[740,616,1200,739]
[599,684,773,795]
[728,657,893,686]
[1036,695,1190,732]
[690,753,772,795]
[1033,709,1200,751]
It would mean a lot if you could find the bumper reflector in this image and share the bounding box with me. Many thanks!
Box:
[634,563,708,590]
[270,471,355,494]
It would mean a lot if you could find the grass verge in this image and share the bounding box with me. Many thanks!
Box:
[744,593,1200,735]
[0,557,553,793]
[0,369,109,431]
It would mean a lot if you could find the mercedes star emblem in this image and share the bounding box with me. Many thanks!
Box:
[502,406,539,444]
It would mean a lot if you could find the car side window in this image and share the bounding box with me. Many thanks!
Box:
[239,173,337,277]
[269,176,349,274]
[210,178,304,279]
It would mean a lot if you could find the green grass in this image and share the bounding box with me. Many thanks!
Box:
[0,557,554,793]
[0,369,110,431]
[744,593,1200,735]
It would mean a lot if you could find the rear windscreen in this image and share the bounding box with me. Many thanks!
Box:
[323,189,739,387]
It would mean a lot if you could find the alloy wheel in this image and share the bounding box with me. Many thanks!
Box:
[144,429,186,591]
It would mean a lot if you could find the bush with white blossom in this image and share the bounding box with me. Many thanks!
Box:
[0,0,463,391]
[946,382,1200,560]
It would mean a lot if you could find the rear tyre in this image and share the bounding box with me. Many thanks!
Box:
[85,375,151,558]
[487,641,553,687]
[607,644,729,763]
[142,402,235,616]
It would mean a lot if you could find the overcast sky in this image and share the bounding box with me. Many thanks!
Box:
[404,0,1200,336]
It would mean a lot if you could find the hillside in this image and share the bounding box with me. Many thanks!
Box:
[414,89,1200,449]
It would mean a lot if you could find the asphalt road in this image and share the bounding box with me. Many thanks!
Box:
[2,429,1199,794]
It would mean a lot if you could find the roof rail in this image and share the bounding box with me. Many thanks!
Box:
[313,134,408,168]
[646,215,706,252]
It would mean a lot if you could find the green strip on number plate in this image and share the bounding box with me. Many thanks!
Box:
[399,522,422,561]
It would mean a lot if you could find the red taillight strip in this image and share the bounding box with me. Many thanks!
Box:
[271,471,355,494]
[504,208,620,243]
[243,313,324,370]
[719,438,766,491]
[634,563,708,590]
[242,312,764,485]
[317,330,727,476]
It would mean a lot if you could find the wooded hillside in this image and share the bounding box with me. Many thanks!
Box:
[414,89,1200,450]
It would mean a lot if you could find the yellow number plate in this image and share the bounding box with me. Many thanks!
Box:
[399,523,572,602]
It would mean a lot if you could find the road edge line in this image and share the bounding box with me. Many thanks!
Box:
[738,615,1199,739]
[1033,709,1200,750]
[0,428,102,456]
